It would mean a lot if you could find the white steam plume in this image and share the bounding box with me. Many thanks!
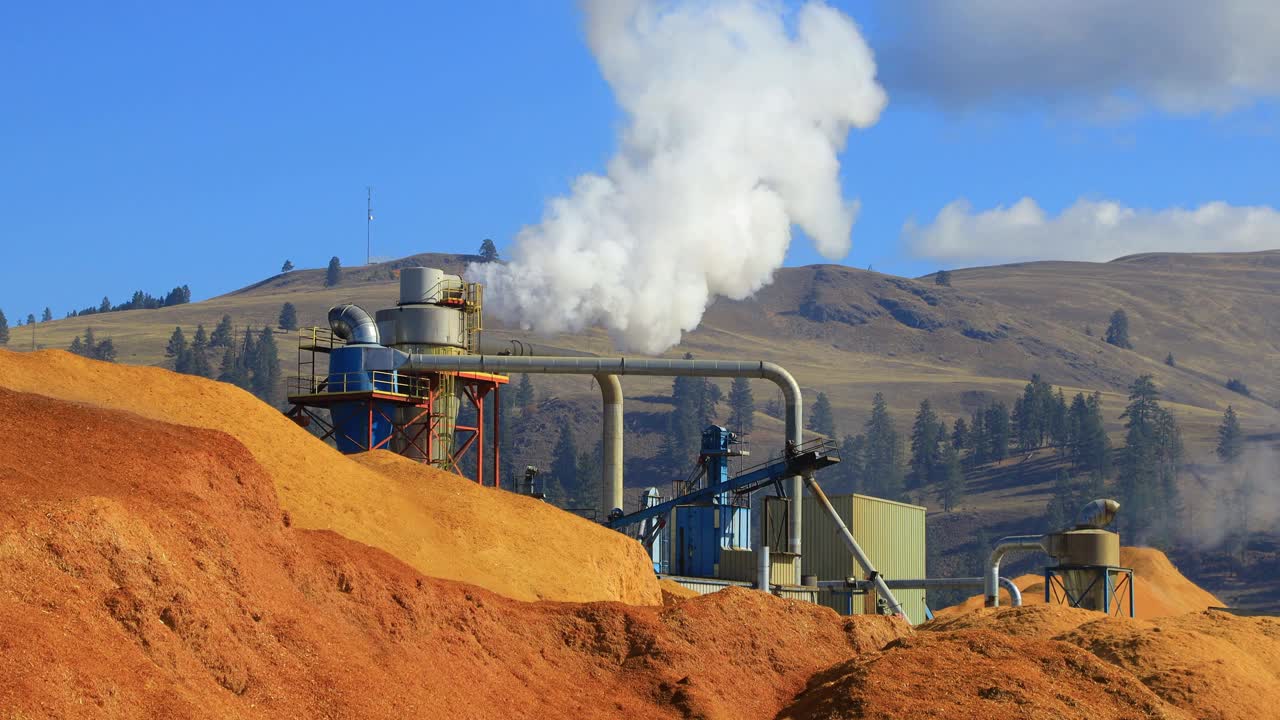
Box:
[471,0,886,354]
[1181,443,1280,551]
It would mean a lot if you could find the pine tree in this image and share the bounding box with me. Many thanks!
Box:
[68,335,84,356]
[934,269,952,286]
[25,313,35,326]
[967,409,988,464]
[550,426,579,506]
[99,297,111,313]
[1012,393,1036,452]
[479,239,500,262]
[1216,406,1243,464]
[83,327,97,353]
[1045,469,1076,530]
[515,374,535,412]
[909,399,942,488]
[210,314,234,348]
[810,392,836,438]
[863,393,905,500]
[951,417,968,451]
[1048,389,1069,449]
[0,309,8,345]
[838,433,866,494]
[325,256,343,287]
[250,326,281,403]
[93,338,117,362]
[985,402,1010,462]
[935,443,965,512]
[281,259,295,273]
[41,307,51,322]
[1117,375,1180,542]
[165,326,187,358]
[190,324,212,378]
[278,302,299,331]
[1105,308,1132,349]
[1164,352,1176,367]
[575,440,603,510]
[727,377,755,433]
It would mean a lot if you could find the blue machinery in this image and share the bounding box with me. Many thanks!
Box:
[608,426,840,577]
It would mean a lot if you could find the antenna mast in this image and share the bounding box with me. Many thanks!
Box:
[366,186,373,265]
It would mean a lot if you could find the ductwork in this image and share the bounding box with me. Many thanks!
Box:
[984,535,1045,607]
[819,575,1025,608]
[328,304,380,345]
[596,374,624,516]
[396,353,806,576]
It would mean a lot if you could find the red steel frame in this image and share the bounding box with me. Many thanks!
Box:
[286,370,507,487]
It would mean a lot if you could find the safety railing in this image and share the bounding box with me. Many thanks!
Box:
[287,371,431,398]
[298,326,346,352]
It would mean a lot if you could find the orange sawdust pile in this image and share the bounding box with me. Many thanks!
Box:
[0,385,909,719]
[0,349,660,605]
[777,629,1187,720]
[934,546,1221,620]
[1059,612,1280,720]
[923,603,1108,638]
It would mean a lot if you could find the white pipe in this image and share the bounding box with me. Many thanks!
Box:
[820,575,1026,608]
[596,373,623,518]
[984,535,1044,607]
[399,353,805,572]
[758,545,771,593]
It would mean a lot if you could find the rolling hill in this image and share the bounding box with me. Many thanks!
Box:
[13,249,1280,607]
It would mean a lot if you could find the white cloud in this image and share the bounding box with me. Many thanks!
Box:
[903,197,1280,264]
[880,1,1280,114]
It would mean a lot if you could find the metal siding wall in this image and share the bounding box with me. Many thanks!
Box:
[802,494,928,624]
[800,494,855,583]
[717,548,755,582]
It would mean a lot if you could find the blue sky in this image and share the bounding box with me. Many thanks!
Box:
[2,0,1278,321]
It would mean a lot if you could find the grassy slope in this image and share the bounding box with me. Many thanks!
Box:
[18,249,1280,605]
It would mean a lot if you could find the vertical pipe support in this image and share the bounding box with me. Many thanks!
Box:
[596,373,624,518]
[492,385,501,489]
[758,545,771,593]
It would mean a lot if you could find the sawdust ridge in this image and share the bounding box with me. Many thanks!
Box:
[0,349,660,605]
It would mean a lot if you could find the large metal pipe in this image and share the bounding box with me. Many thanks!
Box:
[328,304,380,345]
[596,373,624,517]
[985,535,1045,607]
[821,575,1024,607]
[398,353,805,572]
[802,473,909,624]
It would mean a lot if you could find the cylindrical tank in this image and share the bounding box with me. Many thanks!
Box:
[391,267,469,464]
[1045,529,1120,612]
[393,305,467,347]
[374,308,397,344]
[399,267,446,305]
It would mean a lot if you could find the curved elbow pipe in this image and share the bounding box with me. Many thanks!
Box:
[395,352,806,569]
[596,373,624,518]
[328,304,380,345]
[999,576,1023,607]
[984,535,1044,607]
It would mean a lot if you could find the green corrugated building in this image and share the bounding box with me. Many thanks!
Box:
[802,494,928,624]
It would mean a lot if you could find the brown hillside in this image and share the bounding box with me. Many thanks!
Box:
[17,250,1280,608]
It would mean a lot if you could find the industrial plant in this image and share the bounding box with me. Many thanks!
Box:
[285,266,1139,625]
